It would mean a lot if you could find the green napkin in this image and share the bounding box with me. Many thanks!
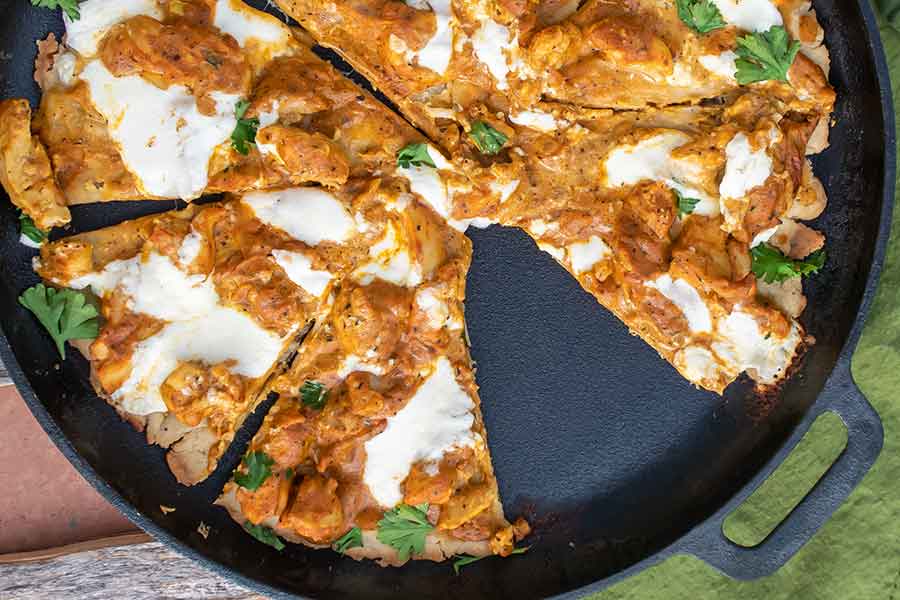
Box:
[590,9,900,600]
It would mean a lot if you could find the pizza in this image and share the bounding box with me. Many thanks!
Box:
[2,0,835,568]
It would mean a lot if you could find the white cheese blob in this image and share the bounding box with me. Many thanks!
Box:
[272,249,333,297]
[750,224,780,248]
[698,51,738,80]
[712,308,802,383]
[415,288,460,329]
[79,60,239,199]
[68,248,285,415]
[567,236,611,274]
[53,52,78,87]
[64,0,162,57]
[605,131,718,216]
[677,345,719,383]
[402,0,454,74]
[538,242,566,262]
[242,188,356,245]
[398,145,471,231]
[710,0,783,33]
[645,274,712,333]
[213,0,293,50]
[490,179,520,203]
[509,110,560,132]
[471,18,517,90]
[363,357,476,507]
[338,354,387,379]
[719,132,773,200]
[177,231,203,266]
[354,223,423,287]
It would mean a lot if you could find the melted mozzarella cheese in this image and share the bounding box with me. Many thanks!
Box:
[490,179,520,203]
[416,288,460,329]
[719,132,773,200]
[398,145,472,231]
[605,132,718,215]
[698,51,738,80]
[677,346,718,382]
[338,354,387,379]
[538,242,566,262]
[242,188,356,245]
[510,110,560,132]
[402,0,454,74]
[645,274,712,333]
[471,18,517,90]
[713,309,802,383]
[711,0,783,32]
[272,249,333,297]
[567,236,610,274]
[177,231,203,266]
[363,357,477,507]
[750,224,780,248]
[80,60,239,199]
[69,246,285,415]
[213,0,293,50]
[64,0,162,57]
[354,223,423,287]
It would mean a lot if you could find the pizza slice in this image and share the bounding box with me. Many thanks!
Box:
[0,0,421,230]
[218,185,528,564]
[274,0,834,151]
[495,100,826,392]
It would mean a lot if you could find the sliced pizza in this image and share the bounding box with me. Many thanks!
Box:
[218,191,528,564]
[274,0,834,152]
[1,0,420,229]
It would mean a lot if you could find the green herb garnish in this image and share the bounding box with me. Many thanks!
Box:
[453,546,529,574]
[675,0,726,34]
[243,521,285,550]
[233,450,274,491]
[30,0,81,21]
[376,503,433,562]
[300,380,328,410]
[469,121,508,155]
[735,26,801,85]
[397,143,437,169]
[19,211,47,245]
[19,284,99,359]
[750,243,825,283]
[231,100,259,155]
[333,527,363,554]
[674,188,701,218]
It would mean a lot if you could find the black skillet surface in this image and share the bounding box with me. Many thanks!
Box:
[0,0,894,597]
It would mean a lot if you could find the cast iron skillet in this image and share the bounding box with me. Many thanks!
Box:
[0,0,894,597]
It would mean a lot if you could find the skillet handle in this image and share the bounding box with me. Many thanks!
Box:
[680,361,883,580]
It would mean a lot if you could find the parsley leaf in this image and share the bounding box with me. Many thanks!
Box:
[453,546,529,575]
[300,380,328,410]
[233,450,274,491]
[243,521,285,550]
[231,100,259,155]
[333,527,363,554]
[30,0,81,21]
[469,121,508,155]
[750,243,826,283]
[19,284,99,359]
[673,188,701,218]
[734,26,801,85]
[19,211,47,245]
[675,0,725,34]
[376,503,433,562]
[397,143,437,169]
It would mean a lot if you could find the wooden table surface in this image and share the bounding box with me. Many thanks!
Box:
[0,372,263,599]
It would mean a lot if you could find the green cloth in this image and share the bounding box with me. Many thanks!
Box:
[590,9,900,600]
